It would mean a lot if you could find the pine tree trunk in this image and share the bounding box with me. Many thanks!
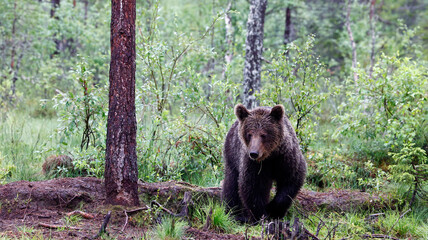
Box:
[105,0,139,206]
[243,0,267,109]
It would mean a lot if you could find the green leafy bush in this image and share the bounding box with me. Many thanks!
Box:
[136,3,235,184]
[334,53,428,164]
[259,36,337,152]
[389,143,427,205]
[306,150,388,191]
[47,60,107,178]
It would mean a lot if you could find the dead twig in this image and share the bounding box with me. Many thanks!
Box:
[362,234,399,240]
[325,222,339,240]
[387,208,411,236]
[365,213,385,221]
[316,219,325,236]
[151,200,176,216]
[66,210,95,219]
[260,216,265,239]
[92,211,111,239]
[120,210,129,233]
[304,228,320,240]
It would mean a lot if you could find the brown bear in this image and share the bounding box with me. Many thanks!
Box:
[222,104,306,222]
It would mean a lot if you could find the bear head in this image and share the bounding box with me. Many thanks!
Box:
[235,104,285,162]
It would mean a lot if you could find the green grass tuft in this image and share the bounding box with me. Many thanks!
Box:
[155,217,187,240]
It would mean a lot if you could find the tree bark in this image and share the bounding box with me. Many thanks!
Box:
[50,0,60,57]
[105,0,139,206]
[50,0,60,18]
[10,0,18,103]
[345,0,358,84]
[284,6,291,47]
[222,0,234,79]
[243,0,267,109]
[83,0,88,21]
[369,0,376,79]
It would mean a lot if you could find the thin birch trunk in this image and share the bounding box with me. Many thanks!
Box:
[345,0,358,84]
[243,0,268,109]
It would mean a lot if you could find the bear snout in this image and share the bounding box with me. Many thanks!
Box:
[249,151,259,160]
[248,136,264,161]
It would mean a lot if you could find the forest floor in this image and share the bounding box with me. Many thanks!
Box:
[0,177,393,239]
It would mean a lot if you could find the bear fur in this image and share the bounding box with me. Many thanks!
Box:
[222,104,306,222]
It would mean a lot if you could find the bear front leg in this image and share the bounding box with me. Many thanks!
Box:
[222,167,246,221]
[238,162,272,222]
[266,183,299,219]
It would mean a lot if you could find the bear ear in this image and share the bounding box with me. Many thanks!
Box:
[235,104,250,122]
[270,105,284,121]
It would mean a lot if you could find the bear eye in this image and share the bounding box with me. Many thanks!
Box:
[247,133,252,139]
[260,134,266,139]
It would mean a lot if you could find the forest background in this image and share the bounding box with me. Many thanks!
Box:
[0,0,427,239]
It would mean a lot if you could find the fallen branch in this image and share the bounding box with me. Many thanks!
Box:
[38,222,81,230]
[66,210,95,219]
[125,206,149,214]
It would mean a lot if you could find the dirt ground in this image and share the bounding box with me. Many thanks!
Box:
[0,177,244,239]
[0,177,391,239]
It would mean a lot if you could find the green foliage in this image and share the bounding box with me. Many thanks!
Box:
[389,143,427,205]
[136,2,237,184]
[195,201,236,233]
[357,161,387,192]
[335,52,428,164]
[306,150,388,191]
[155,217,187,240]
[0,158,15,184]
[259,36,337,151]
[292,208,427,240]
[62,214,82,227]
[47,60,107,178]
[372,209,422,238]
[0,0,428,238]
[0,113,56,182]
[53,61,106,149]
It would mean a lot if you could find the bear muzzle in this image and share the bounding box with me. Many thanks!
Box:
[248,136,264,161]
